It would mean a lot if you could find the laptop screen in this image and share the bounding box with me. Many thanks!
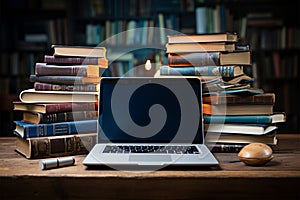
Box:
[98,77,203,144]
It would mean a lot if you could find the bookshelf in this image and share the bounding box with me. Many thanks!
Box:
[0,0,299,135]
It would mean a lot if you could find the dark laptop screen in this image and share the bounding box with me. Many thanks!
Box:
[98,77,203,144]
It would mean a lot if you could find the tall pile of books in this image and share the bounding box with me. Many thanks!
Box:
[161,32,286,152]
[13,45,108,159]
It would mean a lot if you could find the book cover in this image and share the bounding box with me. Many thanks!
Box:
[168,51,251,66]
[35,63,108,77]
[34,82,99,92]
[203,93,275,104]
[19,89,98,103]
[166,42,235,53]
[13,101,97,113]
[160,65,243,77]
[52,45,106,58]
[167,33,238,44]
[44,55,108,65]
[15,133,97,159]
[23,110,98,124]
[30,75,101,85]
[14,120,97,139]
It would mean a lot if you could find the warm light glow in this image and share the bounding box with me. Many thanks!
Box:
[145,60,151,71]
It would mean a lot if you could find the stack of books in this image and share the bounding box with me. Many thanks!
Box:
[161,32,286,152]
[13,45,109,159]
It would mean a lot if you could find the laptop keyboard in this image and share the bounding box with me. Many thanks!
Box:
[103,145,201,154]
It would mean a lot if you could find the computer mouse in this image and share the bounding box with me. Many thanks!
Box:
[238,143,273,166]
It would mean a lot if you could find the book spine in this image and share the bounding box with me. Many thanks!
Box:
[34,82,98,92]
[30,75,100,84]
[44,55,108,65]
[209,143,245,153]
[204,115,272,124]
[37,111,98,123]
[168,52,220,66]
[35,63,89,76]
[21,120,97,138]
[204,93,276,104]
[160,65,237,77]
[44,102,97,113]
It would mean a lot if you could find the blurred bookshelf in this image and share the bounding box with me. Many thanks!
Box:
[0,0,299,135]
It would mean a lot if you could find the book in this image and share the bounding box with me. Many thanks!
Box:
[19,89,98,103]
[34,82,99,92]
[207,142,245,153]
[22,110,98,124]
[14,120,97,139]
[52,45,106,58]
[35,63,107,77]
[30,75,101,85]
[13,102,97,114]
[168,51,251,66]
[205,132,278,146]
[203,93,275,104]
[15,133,97,159]
[44,55,108,65]
[204,124,278,135]
[167,33,238,44]
[204,113,286,124]
[166,42,235,53]
[203,103,273,115]
[159,65,244,77]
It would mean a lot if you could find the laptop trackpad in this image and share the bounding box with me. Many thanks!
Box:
[129,155,172,162]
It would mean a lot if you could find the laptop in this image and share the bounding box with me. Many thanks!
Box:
[83,77,219,168]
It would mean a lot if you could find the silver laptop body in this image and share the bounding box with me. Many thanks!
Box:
[83,77,219,168]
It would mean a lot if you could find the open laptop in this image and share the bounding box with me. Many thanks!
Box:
[83,77,219,168]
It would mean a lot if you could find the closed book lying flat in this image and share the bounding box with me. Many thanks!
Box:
[13,101,97,113]
[166,42,235,53]
[204,124,278,135]
[34,82,99,92]
[23,110,98,124]
[168,51,251,66]
[167,33,238,44]
[19,89,98,103]
[52,45,106,58]
[44,55,108,65]
[30,75,101,84]
[203,93,275,104]
[14,120,97,139]
[15,133,97,159]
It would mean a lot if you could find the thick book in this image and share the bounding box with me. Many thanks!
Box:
[35,63,107,77]
[23,110,98,124]
[15,133,97,159]
[13,101,97,114]
[30,75,101,84]
[159,65,244,77]
[204,124,278,135]
[168,51,251,66]
[203,103,273,115]
[167,33,238,44]
[166,42,235,53]
[204,113,286,124]
[19,89,98,103]
[44,55,108,65]
[14,120,97,139]
[203,93,275,104]
[34,82,99,92]
[52,45,106,58]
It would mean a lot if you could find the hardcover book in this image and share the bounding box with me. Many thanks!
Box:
[168,51,251,66]
[204,124,278,135]
[166,42,235,53]
[52,45,106,58]
[34,82,99,92]
[30,75,101,85]
[14,120,97,139]
[167,33,238,44]
[44,55,108,65]
[203,93,275,104]
[15,133,97,159]
[19,89,98,103]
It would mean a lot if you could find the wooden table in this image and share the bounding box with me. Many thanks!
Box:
[0,134,299,200]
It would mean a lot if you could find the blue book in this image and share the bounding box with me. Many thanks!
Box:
[160,65,243,77]
[14,120,97,139]
[204,113,286,124]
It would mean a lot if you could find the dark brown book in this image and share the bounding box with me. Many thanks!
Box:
[203,93,275,105]
[167,33,238,44]
[30,75,101,84]
[22,110,98,124]
[13,101,97,113]
[168,51,251,66]
[34,82,99,92]
[166,42,235,53]
[35,63,107,77]
[44,55,108,65]
[15,133,97,159]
